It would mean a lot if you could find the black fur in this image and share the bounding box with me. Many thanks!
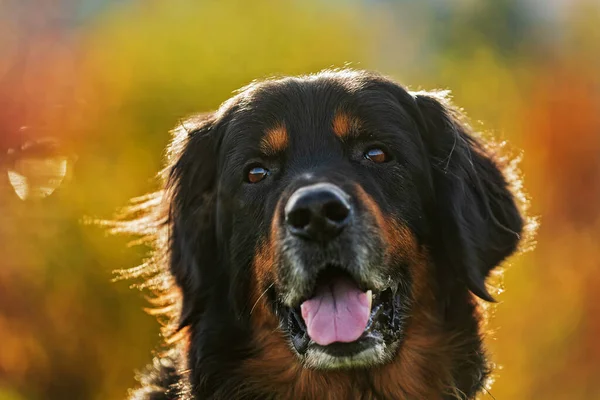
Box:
[413,93,523,301]
[124,70,526,400]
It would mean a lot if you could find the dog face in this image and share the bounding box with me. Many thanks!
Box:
[163,70,523,379]
[214,74,438,369]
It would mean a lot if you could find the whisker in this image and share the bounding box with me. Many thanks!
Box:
[483,387,497,400]
[249,282,275,316]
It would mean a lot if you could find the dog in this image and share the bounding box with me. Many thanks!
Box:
[122,69,528,399]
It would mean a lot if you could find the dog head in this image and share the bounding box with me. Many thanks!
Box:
[161,70,524,375]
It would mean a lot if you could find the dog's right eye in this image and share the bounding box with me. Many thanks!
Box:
[246,165,270,183]
[364,147,389,163]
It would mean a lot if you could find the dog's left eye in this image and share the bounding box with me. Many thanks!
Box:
[364,147,389,163]
[246,165,270,183]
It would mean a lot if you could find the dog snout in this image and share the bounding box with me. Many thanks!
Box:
[284,183,352,242]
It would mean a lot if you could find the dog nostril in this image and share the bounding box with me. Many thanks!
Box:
[287,208,312,229]
[284,183,352,240]
[323,200,350,223]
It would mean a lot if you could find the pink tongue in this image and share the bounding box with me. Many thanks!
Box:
[300,277,372,346]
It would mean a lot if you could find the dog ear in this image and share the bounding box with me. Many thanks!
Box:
[413,92,523,301]
[164,113,223,328]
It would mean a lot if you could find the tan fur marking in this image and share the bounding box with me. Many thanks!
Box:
[332,111,361,139]
[250,206,281,328]
[261,124,288,155]
[354,185,419,264]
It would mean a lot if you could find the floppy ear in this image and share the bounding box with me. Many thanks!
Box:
[413,92,523,301]
[164,113,222,327]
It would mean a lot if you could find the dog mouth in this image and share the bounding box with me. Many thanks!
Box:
[278,267,408,368]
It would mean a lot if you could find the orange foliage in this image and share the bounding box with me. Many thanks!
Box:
[0,1,599,399]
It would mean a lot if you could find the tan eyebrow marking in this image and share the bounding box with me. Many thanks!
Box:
[260,123,288,155]
[332,111,361,140]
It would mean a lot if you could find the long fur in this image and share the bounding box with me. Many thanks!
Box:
[109,70,535,400]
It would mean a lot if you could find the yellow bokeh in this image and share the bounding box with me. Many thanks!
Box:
[1,1,599,399]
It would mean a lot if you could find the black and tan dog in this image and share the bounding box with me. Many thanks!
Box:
[123,70,529,399]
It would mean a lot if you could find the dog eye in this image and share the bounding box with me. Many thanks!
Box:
[246,165,270,183]
[364,148,388,163]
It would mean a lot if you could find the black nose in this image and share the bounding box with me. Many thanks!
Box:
[284,183,352,242]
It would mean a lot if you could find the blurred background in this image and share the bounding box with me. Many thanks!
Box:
[0,0,599,399]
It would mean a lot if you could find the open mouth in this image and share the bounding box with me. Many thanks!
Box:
[279,267,408,368]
